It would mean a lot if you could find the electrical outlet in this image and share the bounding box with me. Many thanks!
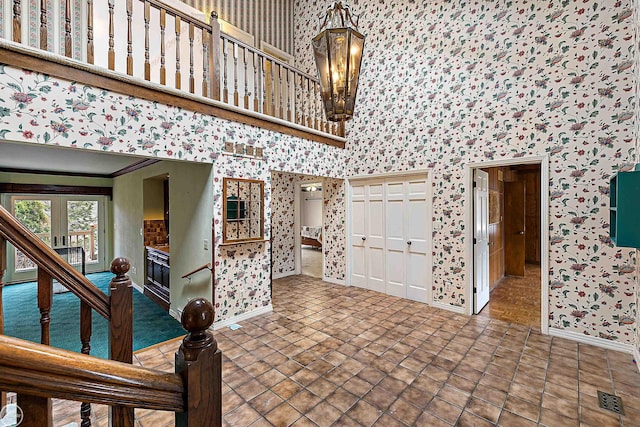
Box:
[204,239,209,250]
[131,266,137,275]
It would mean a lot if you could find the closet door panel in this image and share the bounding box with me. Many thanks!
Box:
[405,178,430,302]
[385,181,406,297]
[367,185,385,293]
[350,184,367,288]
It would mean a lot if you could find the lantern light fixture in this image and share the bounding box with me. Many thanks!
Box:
[312,2,365,122]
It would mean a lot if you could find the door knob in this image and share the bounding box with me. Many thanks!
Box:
[361,236,366,241]
[518,231,525,235]
[407,241,412,245]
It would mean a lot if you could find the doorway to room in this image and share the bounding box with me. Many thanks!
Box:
[270,171,326,281]
[300,182,323,278]
[469,157,549,330]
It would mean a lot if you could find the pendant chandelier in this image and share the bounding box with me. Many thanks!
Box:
[312,2,365,122]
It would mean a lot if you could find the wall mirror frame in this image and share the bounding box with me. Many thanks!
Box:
[222,177,265,244]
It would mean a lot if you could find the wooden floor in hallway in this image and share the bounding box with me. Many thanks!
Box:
[477,264,541,329]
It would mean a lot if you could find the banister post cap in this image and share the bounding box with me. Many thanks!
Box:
[181,298,214,333]
[110,257,130,275]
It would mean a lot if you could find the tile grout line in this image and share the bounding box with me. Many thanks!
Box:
[427,315,502,425]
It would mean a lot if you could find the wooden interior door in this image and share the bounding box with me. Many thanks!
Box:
[473,170,490,313]
[504,181,526,276]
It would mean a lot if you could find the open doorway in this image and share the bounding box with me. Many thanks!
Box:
[270,172,326,280]
[300,182,323,278]
[469,157,549,330]
[142,174,170,311]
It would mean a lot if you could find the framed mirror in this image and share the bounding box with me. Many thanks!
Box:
[222,178,264,243]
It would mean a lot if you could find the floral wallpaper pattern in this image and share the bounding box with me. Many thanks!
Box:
[0,64,346,322]
[271,172,297,275]
[295,0,638,343]
[322,177,346,281]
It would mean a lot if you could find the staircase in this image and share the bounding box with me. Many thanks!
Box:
[0,205,222,426]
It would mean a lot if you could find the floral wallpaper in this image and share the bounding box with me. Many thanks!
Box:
[213,156,272,321]
[271,172,297,276]
[0,64,346,322]
[295,0,638,343]
[322,177,346,281]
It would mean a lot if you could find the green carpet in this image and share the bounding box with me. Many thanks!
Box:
[2,272,186,359]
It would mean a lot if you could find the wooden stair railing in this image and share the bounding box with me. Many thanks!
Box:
[0,298,222,426]
[0,0,347,143]
[0,204,135,425]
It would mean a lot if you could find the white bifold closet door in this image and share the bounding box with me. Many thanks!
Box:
[350,180,385,293]
[349,175,431,303]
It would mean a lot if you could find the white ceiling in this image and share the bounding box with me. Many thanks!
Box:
[0,141,142,175]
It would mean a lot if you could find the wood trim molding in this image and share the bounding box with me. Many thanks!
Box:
[0,167,108,179]
[0,43,346,148]
[110,159,160,178]
[0,183,112,197]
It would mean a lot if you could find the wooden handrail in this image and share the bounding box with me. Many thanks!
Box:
[0,205,110,319]
[219,32,318,81]
[0,0,346,140]
[0,335,184,411]
[0,298,221,426]
[181,262,211,279]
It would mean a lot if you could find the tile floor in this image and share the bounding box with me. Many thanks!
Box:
[301,248,323,278]
[48,275,639,426]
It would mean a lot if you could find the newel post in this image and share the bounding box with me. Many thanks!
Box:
[108,257,134,427]
[175,298,222,427]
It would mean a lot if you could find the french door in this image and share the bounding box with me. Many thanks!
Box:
[4,195,108,283]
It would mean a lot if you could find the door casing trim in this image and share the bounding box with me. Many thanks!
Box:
[465,155,550,334]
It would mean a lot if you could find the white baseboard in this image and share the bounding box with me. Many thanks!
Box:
[131,281,144,293]
[431,301,466,314]
[634,345,640,374]
[213,305,273,330]
[322,276,345,286]
[273,271,296,280]
[169,308,180,322]
[548,327,634,354]
[431,301,467,314]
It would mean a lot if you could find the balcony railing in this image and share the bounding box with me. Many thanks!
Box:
[1,0,345,140]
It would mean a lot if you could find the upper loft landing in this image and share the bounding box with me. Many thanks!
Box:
[0,0,345,148]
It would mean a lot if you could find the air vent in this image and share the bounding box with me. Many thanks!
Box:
[597,391,624,415]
